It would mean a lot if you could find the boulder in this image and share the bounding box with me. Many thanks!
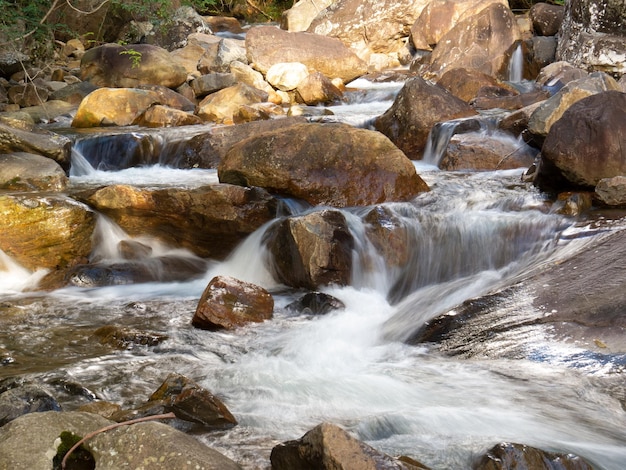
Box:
[0,411,241,470]
[285,292,346,315]
[535,91,626,191]
[136,84,196,111]
[75,184,277,260]
[191,73,238,98]
[497,101,545,137]
[437,68,503,102]
[535,61,588,89]
[203,16,244,35]
[263,209,354,289]
[49,80,98,105]
[528,72,621,139]
[192,275,274,330]
[80,43,187,88]
[234,102,285,123]
[134,104,202,127]
[271,422,422,469]
[363,205,412,268]
[113,373,238,432]
[198,37,248,74]
[245,26,367,84]
[281,0,335,32]
[410,0,508,50]
[0,384,61,426]
[375,76,477,160]
[529,2,565,36]
[475,442,594,469]
[71,87,163,127]
[170,43,207,76]
[0,50,30,78]
[556,0,626,76]
[595,176,626,206]
[218,121,429,207]
[307,0,430,62]
[0,193,94,271]
[266,62,309,91]
[143,5,213,51]
[229,60,276,97]
[184,116,308,168]
[7,82,49,107]
[197,82,269,124]
[428,3,521,79]
[296,71,344,105]
[439,133,536,171]
[0,152,68,191]
[522,36,558,80]
[470,87,550,111]
[0,121,71,170]
[92,325,168,349]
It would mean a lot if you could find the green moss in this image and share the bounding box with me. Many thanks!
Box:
[52,431,95,470]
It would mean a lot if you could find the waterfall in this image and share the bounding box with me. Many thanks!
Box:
[421,121,460,166]
[0,250,49,293]
[508,43,523,83]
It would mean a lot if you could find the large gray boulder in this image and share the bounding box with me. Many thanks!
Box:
[0,152,68,191]
[218,121,429,207]
[556,0,626,76]
[0,121,71,170]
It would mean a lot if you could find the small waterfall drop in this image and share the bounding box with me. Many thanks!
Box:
[0,250,49,293]
[508,43,523,83]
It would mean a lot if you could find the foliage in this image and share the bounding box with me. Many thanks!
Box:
[119,48,143,68]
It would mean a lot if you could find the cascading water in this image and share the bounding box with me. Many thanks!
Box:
[1,80,626,469]
[508,43,524,83]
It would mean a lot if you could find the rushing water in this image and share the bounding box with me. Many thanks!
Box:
[1,83,626,469]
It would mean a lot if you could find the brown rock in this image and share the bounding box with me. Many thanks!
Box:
[475,442,594,470]
[529,3,565,36]
[192,275,274,330]
[440,133,536,171]
[375,76,477,160]
[135,105,202,127]
[92,325,168,349]
[0,193,94,271]
[245,26,367,84]
[363,206,412,268]
[0,121,71,170]
[429,3,521,79]
[296,71,343,105]
[76,184,277,260]
[271,422,423,470]
[7,83,49,107]
[595,176,626,206]
[0,152,68,191]
[536,91,626,191]
[219,122,429,207]
[71,88,162,127]
[80,43,187,88]
[264,210,354,289]
[437,68,503,102]
[197,82,268,124]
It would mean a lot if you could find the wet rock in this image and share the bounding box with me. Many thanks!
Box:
[115,373,238,432]
[556,0,626,76]
[76,184,277,260]
[71,87,162,127]
[552,191,593,216]
[522,36,558,80]
[245,26,367,84]
[197,82,269,124]
[271,422,423,469]
[439,132,537,171]
[264,210,354,290]
[92,325,169,349]
[307,0,428,63]
[528,72,620,139]
[192,275,274,330]
[285,292,346,315]
[595,176,626,206]
[0,120,71,170]
[184,116,308,168]
[475,442,594,469]
[0,152,68,191]
[530,3,565,36]
[363,205,412,268]
[410,0,507,50]
[498,101,545,138]
[535,91,626,192]
[375,76,477,160]
[219,121,429,207]
[77,400,122,420]
[281,0,334,32]
[470,87,550,111]
[0,193,94,272]
[80,43,187,88]
[428,3,521,79]
[0,384,61,426]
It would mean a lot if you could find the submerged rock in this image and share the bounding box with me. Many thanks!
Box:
[475,442,594,469]
[0,384,61,426]
[285,292,346,316]
[92,325,169,349]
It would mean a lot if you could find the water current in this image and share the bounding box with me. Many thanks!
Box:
[1,80,626,469]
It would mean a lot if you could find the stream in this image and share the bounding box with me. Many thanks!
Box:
[1,79,626,469]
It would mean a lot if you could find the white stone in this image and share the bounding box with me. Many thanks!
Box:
[266,62,310,91]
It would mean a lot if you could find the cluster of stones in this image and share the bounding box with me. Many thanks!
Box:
[0,0,624,467]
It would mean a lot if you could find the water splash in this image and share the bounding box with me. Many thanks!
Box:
[0,250,49,293]
[508,43,523,83]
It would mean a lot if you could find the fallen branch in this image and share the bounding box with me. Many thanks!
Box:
[61,412,177,469]
[246,0,273,21]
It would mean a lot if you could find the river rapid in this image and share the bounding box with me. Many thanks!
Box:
[1,80,626,469]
